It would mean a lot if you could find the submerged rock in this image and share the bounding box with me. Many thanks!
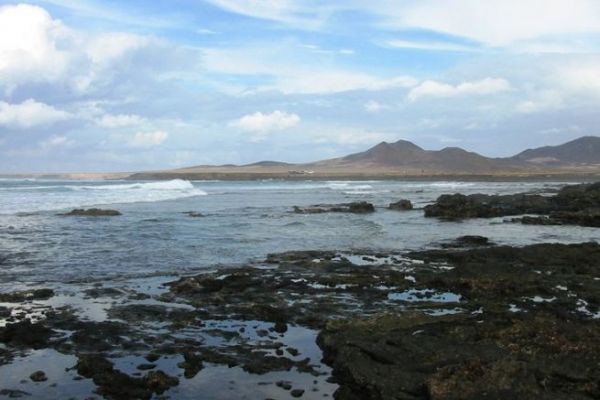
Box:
[0,320,54,349]
[293,202,375,214]
[29,371,47,382]
[0,389,31,398]
[389,199,413,210]
[183,211,205,218]
[441,235,493,248]
[513,209,600,227]
[0,288,54,302]
[75,354,179,400]
[62,208,122,216]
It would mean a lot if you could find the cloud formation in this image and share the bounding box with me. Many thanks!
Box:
[0,99,70,128]
[230,111,300,133]
[0,1,599,171]
[128,131,168,148]
[408,78,512,101]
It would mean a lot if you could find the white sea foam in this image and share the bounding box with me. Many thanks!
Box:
[0,179,206,214]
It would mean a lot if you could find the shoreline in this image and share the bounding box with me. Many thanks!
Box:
[3,172,600,182]
[126,172,600,182]
[0,181,598,399]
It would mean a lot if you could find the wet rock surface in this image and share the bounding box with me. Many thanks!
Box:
[440,235,493,248]
[61,208,122,216]
[183,211,205,218]
[389,199,413,210]
[0,289,54,303]
[74,354,179,399]
[425,182,600,226]
[29,371,47,382]
[318,242,600,399]
[0,241,598,399]
[319,312,599,400]
[293,201,375,214]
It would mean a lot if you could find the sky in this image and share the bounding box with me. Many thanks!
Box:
[0,0,600,172]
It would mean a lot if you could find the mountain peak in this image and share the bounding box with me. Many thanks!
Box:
[513,135,600,165]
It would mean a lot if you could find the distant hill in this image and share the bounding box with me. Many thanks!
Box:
[512,136,600,165]
[315,139,518,173]
[128,135,600,180]
[243,161,292,167]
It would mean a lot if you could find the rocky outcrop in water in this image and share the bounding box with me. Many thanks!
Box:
[425,182,600,226]
[293,201,375,214]
[62,208,122,216]
[389,199,413,210]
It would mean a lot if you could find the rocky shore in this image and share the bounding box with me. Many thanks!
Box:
[1,181,598,399]
[1,240,598,399]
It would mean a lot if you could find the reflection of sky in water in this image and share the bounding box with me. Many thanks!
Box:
[0,349,96,399]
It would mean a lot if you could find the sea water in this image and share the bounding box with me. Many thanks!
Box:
[0,179,597,288]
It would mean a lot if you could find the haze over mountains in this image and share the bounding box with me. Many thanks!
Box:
[128,136,600,180]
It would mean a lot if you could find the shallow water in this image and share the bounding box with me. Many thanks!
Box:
[0,178,598,399]
[0,179,597,287]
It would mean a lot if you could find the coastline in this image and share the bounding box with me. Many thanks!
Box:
[3,171,600,182]
[126,171,600,182]
[0,181,598,399]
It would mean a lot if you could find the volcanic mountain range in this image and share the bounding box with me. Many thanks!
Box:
[128,136,600,180]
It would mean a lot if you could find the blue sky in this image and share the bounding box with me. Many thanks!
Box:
[1,0,600,172]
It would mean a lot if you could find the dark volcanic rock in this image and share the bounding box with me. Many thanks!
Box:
[0,320,54,349]
[441,235,492,248]
[62,208,122,216]
[389,199,413,210]
[318,312,600,400]
[183,211,205,218]
[0,389,31,398]
[2,239,598,399]
[513,209,600,227]
[425,182,600,226]
[424,193,552,219]
[293,202,375,214]
[29,371,47,382]
[75,354,179,400]
[0,288,54,302]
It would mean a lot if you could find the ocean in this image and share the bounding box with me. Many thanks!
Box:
[1,178,598,399]
[1,178,597,288]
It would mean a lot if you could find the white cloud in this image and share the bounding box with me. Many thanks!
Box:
[230,110,300,133]
[203,0,329,29]
[0,99,71,128]
[407,78,512,101]
[0,3,158,94]
[128,130,168,147]
[558,63,600,94]
[315,130,397,146]
[205,1,600,51]
[196,28,218,35]
[277,73,415,95]
[515,90,564,113]
[97,113,146,128]
[202,46,417,94]
[364,100,386,113]
[386,39,477,52]
[389,0,600,47]
[0,4,71,90]
[39,135,74,149]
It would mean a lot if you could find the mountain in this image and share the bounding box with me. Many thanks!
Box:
[128,136,600,180]
[315,139,517,173]
[512,136,600,165]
